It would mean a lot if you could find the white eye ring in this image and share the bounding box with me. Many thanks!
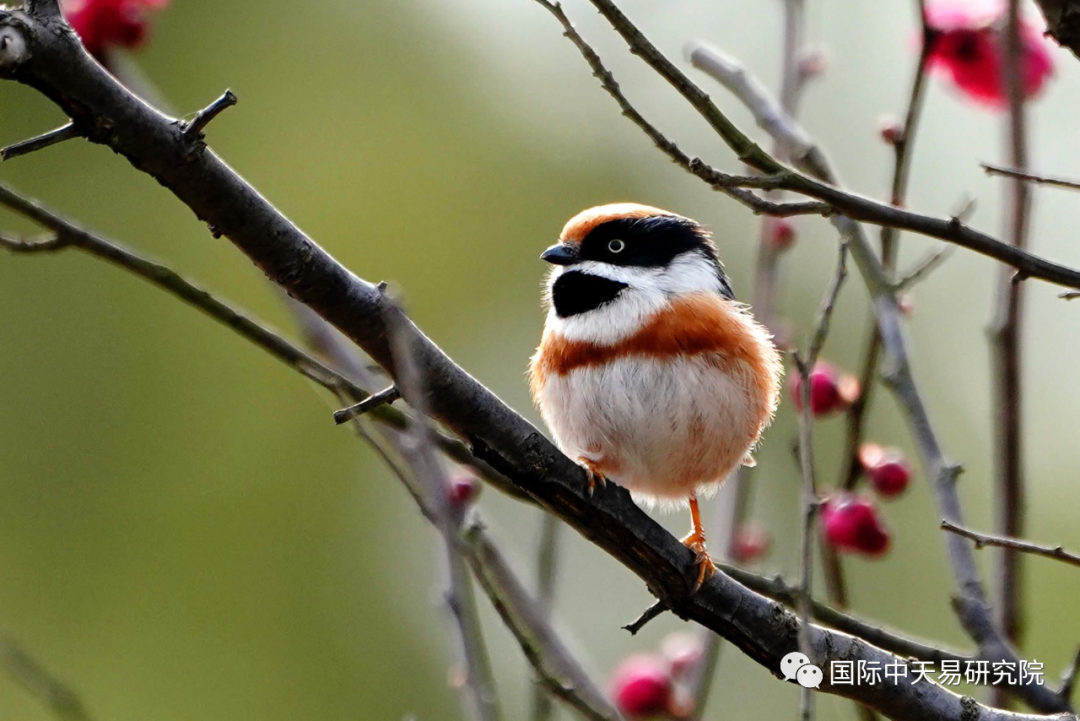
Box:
[607,239,626,253]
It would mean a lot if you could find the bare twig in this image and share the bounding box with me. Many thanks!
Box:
[532,1,1080,293]
[942,520,1080,569]
[0,637,96,721]
[183,89,237,140]
[530,513,563,721]
[683,3,813,707]
[333,386,401,424]
[336,395,616,721]
[0,182,530,505]
[894,245,954,290]
[670,28,1066,712]
[1,121,80,161]
[983,163,1080,191]
[382,294,502,721]
[529,0,826,219]
[791,242,847,721]
[622,600,667,635]
[1061,646,1080,702]
[840,0,933,495]
[990,0,1033,686]
[464,524,618,721]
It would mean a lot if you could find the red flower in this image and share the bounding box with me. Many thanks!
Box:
[610,655,673,719]
[924,1,1054,109]
[821,494,891,557]
[62,0,169,59]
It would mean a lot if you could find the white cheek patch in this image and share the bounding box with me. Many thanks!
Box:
[660,252,728,297]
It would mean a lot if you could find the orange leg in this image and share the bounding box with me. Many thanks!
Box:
[680,494,716,592]
[576,456,608,496]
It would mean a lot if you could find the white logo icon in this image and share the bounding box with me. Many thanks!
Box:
[797,664,823,689]
[781,651,823,688]
[781,651,811,681]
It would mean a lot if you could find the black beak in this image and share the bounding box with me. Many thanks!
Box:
[540,243,579,266]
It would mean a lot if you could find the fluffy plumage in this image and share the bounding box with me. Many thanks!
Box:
[529,204,782,508]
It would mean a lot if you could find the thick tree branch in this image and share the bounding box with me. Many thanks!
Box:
[1032,0,1080,58]
[0,6,1071,719]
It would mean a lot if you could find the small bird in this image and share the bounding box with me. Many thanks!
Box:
[529,203,783,589]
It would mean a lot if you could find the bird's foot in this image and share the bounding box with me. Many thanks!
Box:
[576,457,607,497]
[680,529,717,593]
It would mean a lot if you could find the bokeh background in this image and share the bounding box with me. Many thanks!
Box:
[1,0,1079,719]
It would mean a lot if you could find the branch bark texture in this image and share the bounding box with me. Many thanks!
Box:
[0,5,1073,721]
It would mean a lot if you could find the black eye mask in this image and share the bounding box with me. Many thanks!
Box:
[551,271,629,318]
[578,216,735,300]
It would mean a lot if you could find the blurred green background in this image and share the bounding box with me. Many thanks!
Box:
[1,0,1079,719]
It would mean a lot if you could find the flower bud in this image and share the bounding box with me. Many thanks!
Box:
[731,522,772,563]
[766,218,797,251]
[789,361,860,416]
[821,494,890,557]
[610,655,674,719]
[879,115,903,145]
[447,471,481,508]
[860,444,913,498]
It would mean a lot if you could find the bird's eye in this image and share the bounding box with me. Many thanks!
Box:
[607,239,626,254]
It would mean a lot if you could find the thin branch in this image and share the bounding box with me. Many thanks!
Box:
[382,294,502,721]
[551,2,1080,292]
[0,638,96,721]
[182,89,237,140]
[674,30,1066,712]
[841,0,933,496]
[1061,646,1080,702]
[528,0,833,219]
[990,0,1033,679]
[894,245,954,290]
[333,386,400,424]
[622,600,667,635]
[942,521,1080,569]
[337,395,616,721]
[529,513,562,721]
[792,349,818,721]
[0,9,1064,717]
[0,182,530,505]
[1,121,80,161]
[464,524,618,721]
[983,163,1080,191]
[791,242,846,721]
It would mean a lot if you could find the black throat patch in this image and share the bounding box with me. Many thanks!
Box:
[551,271,628,318]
